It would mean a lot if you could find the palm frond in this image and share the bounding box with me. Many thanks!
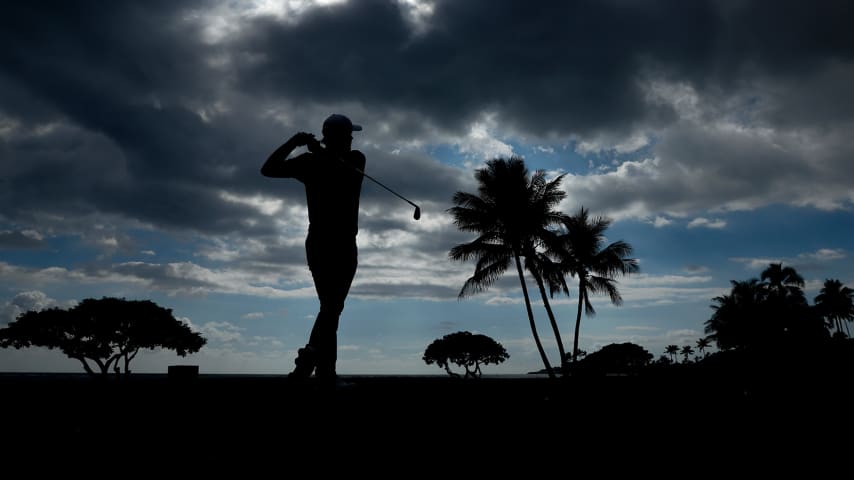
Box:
[588,275,623,306]
[449,236,509,262]
[459,256,511,298]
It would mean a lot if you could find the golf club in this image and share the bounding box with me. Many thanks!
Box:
[350,164,421,221]
[309,138,421,220]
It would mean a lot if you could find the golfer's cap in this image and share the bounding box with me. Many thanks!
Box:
[322,114,362,133]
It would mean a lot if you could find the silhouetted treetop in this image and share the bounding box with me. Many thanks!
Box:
[704,264,827,354]
[573,342,653,374]
[423,331,509,378]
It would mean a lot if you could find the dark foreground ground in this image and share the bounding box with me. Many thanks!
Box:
[1,371,849,469]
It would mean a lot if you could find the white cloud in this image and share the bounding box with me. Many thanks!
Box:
[1,291,71,325]
[602,273,723,308]
[190,0,349,44]
[731,248,846,271]
[455,113,514,160]
[729,256,781,270]
[198,321,244,343]
[649,216,673,228]
[0,260,317,300]
[218,191,283,216]
[802,248,846,261]
[485,296,520,306]
[687,217,727,229]
[21,229,43,241]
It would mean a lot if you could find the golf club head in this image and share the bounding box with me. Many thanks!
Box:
[414,206,421,221]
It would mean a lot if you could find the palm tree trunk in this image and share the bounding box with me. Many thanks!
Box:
[573,279,586,364]
[532,271,568,371]
[515,253,554,378]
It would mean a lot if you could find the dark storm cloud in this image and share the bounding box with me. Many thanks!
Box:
[235,0,853,138]
[0,0,260,235]
[0,230,46,250]
[2,0,853,248]
[0,0,465,241]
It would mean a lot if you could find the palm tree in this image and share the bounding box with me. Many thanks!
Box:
[761,262,805,302]
[815,279,854,338]
[665,344,679,363]
[550,207,639,363]
[448,157,567,378]
[680,345,695,363]
[705,279,765,351]
[759,263,821,345]
[695,337,711,358]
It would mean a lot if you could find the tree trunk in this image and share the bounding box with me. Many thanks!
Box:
[532,271,568,371]
[573,279,586,364]
[123,348,138,377]
[93,357,109,376]
[515,252,554,378]
[75,357,95,376]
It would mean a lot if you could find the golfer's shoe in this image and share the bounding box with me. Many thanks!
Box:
[288,346,316,379]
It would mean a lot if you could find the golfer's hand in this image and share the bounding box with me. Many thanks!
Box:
[290,132,315,147]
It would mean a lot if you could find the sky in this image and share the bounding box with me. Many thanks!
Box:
[2,0,853,375]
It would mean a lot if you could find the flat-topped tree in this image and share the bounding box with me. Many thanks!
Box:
[0,297,206,377]
[423,331,509,378]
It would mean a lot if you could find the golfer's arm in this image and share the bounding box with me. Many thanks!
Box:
[261,138,302,178]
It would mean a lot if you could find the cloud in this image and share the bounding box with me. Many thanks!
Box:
[0,260,318,299]
[803,248,846,262]
[600,273,724,308]
[664,329,703,345]
[614,325,660,332]
[648,216,673,228]
[1,290,74,325]
[0,230,47,249]
[0,1,854,246]
[1,0,853,311]
[687,218,727,229]
[731,248,847,272]
[198,321,244,343]
[683,265,710,274]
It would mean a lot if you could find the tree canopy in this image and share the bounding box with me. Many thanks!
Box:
[704,264,828,354]
[574,342,653,374]
[0,297,206,376]
[423,331,509,378]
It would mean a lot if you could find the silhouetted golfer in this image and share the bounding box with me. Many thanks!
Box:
[261,114,365,383]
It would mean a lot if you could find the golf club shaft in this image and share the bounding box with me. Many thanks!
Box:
[352,165,419,209]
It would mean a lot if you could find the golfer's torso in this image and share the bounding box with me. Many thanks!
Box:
[302,151,365,238]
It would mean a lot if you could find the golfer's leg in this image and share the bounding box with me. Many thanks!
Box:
[309,251,357,378]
